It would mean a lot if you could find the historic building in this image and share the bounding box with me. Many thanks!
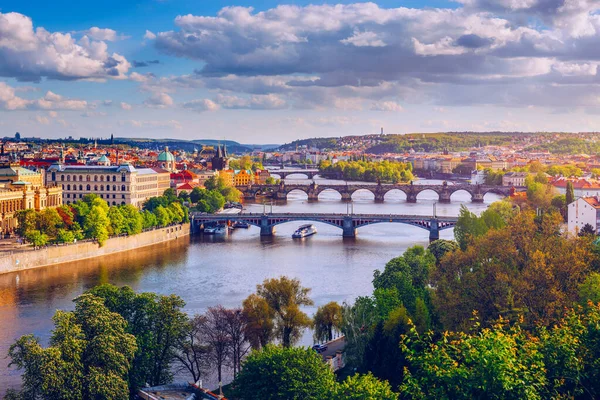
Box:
[233,170,254,186]
[157,147,177,172]
[0,163,62,234]
[46,163,170,208]
[211,145,229,171]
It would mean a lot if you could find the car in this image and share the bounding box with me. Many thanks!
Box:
[312,344,328,353]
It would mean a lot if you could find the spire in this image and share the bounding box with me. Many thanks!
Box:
[216,145,223,158]
[223,144,228,158]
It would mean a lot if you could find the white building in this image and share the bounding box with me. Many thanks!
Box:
[568,196,600,234]
[502,172,528,187]
[46,163,170,208]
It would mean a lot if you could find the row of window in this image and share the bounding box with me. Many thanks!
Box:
[62,184,128,192]
[51,173,127,182]
[66,200,126,206]
[65,193,126,200]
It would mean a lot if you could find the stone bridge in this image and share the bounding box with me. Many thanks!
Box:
[237,182,514,203]
[267,169,342,179]
[190,212,458,241]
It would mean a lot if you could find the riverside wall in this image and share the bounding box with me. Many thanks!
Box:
[0,224,190,275]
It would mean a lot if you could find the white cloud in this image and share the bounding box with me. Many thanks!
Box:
[371,101,404,112]
[0,82,89,111]
[182,99,220,112]
[144,30,157,40]
[144,92,174,108]
[119,102,132,110]
[0,12,130,80]
[86,27,127,42]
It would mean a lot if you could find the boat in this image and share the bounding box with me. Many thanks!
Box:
[214,225,228,235]
[292,224,317,239]
[203,223,217,234]
[232,221,250,229]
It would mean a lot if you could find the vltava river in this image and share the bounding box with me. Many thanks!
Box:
[0,178,501,394]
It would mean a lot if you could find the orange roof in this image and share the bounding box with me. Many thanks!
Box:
[583,197,600,209]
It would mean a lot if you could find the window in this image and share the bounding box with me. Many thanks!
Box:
[94,185,98,191]
[86,175,91,181]
[79,184,83,191]
[86,184,91,191]
[122,195,125,199]
[112,176,116,182]
[61,175,64,181]
[67,184,71,190]
[121,174,126,182]
[101,185,104,191]
[113,185,116,191]
[100,176,104,182]
[106,185,110,192]
[121,185,125,191]
[107,175,111,182]
[52,172,56,181]
[94,176,98,182]
[67,175,70,181]
[66,194,70,198]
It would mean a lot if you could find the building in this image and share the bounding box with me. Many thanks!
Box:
[157,147,176,172]
[0,163,62,233]
[211,145,229,171]
[568,196,600,234]
[46,163,170,208]
[502,172,528,187]
[233,170,254,186]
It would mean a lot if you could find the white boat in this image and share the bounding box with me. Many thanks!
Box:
[292,224,317,239]
[203,225,217,234]
[214,225,228,235]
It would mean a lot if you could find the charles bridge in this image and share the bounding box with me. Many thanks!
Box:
[237,182,514,203]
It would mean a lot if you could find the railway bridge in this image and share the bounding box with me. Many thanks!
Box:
[237,182,514,203]
[190,212,458,241]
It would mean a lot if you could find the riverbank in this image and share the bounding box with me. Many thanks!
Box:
[0,224,190,275]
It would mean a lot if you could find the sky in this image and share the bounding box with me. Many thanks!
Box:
[1,0,600,144]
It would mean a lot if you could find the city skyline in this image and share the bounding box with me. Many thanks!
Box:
[2,0,600,142]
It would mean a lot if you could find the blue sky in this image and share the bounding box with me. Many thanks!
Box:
[1,0,600,143]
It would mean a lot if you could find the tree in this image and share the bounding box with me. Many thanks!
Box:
[566,181,575,205]
[56,228,75,244]
[427,239,459,265]
[255,276,314,347]
[86,284,188,389]
[578,272,600,306]
[83,205,110,245]
[120,204,143,235]
[341,296,378,367]
[36,208,63,237]
[25,230,48,248]
[579,223,596,237]
[242,294,275,350]
[222,307,250,376]
[333,373,398,400]
[454,205,489,250]
[174,315,210,384]
[313,302,343,343]
[202,306,231,396]
[154,205,172,227]
[107,206,125,236]
[7,293,137,400]
[231,345,336,400]
[190,187,204,204]
[15,209,37,237]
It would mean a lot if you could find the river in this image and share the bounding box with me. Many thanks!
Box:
[0,178,501,394]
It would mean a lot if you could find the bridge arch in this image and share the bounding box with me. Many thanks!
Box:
[350,188,375,201]
[415,188,440,201]
[317,188,342,201]
[449,188,473,202]
[285,188,309,199]
[482,189,507,203]
[383,188,408,202]
[285,173,311,179]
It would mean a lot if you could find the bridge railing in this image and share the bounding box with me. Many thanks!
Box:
[190,212,458,221]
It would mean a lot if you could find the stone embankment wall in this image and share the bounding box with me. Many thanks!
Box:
[0,224,190,275]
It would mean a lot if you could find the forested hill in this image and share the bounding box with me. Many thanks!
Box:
[279,132,600,154]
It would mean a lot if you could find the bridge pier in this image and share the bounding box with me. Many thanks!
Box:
[341,192,352,202]
[438,193,451,203]
[429,219,439,242]
[471,193,484,203]
[342,216,356,238]
[275,191,287,200]
[374,193,385,203]
[308,191,319,201]
[406,193,417,203]
[260,216,275,236]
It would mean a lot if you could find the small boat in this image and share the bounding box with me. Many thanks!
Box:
[233,221,250,229]
[292,224,317,239]
[214,225,228,235]
[203,224,217,234]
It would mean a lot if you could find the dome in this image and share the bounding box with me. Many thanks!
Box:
[98,155,109,162]
[158,146,175,162]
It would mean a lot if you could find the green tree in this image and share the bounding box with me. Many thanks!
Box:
[231,345,336,400]
[15,209,37,237]
[154,205,172,227]
[255,277,314,347]
[341,296,378,367]
[120,204,143,234]
[86,284,188,388]
[8,293,137,400]
[427,239,459,265]
[141,209,158,229]
[56,228,75,244]
[25,230,48,247]
[83,205,110,245]
[578,272,600,306]
[313,302,343,343]
[242,294,275,350]
[107,206,125,236]
[333,373,398,400]
[578,223,596,237]
[36,208,63,237]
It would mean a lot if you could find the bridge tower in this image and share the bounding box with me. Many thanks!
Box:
[260,215,275,236]
[307,182,319,201]
[471,185,484,203]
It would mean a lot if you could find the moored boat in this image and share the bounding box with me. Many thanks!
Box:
[292,224,317,238]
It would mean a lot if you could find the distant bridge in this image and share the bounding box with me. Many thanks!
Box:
[267,169,342,179]
[237,182,514,203]
[190,212,458,241]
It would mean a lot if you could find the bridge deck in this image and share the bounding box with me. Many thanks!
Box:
[192,212,458,222]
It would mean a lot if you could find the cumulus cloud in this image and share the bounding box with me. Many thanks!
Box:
[144,30,156,40]
[119,102,132,110]
[182,99,220,112]
[0,12,130,81]
[86,27,127,41]
[371,101,404,112]
[144,92,173,108]
[214,93,287,110]
[0,82,88,110]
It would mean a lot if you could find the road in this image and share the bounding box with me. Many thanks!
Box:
[320,336,346,360]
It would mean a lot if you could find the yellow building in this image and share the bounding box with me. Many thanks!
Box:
[0,164,62,233]
[233,170,254,186]
[218,169,235,186]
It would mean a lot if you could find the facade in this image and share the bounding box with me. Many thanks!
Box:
[233,169,254,186]
[157,147,176,172]
[568,197,600,234]
[211,145,229,171]
[0,164,62,233]
[46,163,170,208]
[502,172,528,187]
